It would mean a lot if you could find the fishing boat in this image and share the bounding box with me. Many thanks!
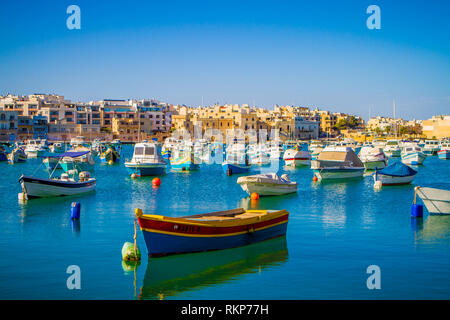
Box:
[237,173,298,196]
[125,142,166,176]
[7,146,27,163]
[19,151,96,199]
[70,136,88,149]
[135,207,289,257]
[358,146,387,170]
[401,145,426,165]
[100,145,121,164]
[373,161,417,186]
[248,144,270,166]
[438,143,450,160]
[415,186,450,215]
[222,144,250,175]
[383,140,401,157]
[24,139,47,158]
[422,140,440,156]
[311,146,365,180]
[283,144,311,167]
[170,144,200,171]
[60,147,95,172]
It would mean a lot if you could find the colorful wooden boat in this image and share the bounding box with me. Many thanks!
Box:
[438,143,450,160]
[170,149,200,171]
[100,145,120,164]
[7,147,27,163]
[136,207,289,257]
[283,145,311,167]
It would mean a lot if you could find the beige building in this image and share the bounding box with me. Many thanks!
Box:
[422,115,450,139]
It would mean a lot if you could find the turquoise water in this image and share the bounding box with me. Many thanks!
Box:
[0,145,449,300]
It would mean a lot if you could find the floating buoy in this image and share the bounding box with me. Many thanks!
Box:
[18,192,27,201]
[312,175,318,182]
[131,173,137,179]
[122,242,141,261]
[70,202,81,220]
[374,180,382,189]
[122,219,141,262]
[411,187,423,218]
[251,192,259,200]
[108,160,114,165]
[152,177,161,186]
[250,199,259,209]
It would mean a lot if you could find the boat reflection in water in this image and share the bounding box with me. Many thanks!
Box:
[138,236,288,300]
[413,215,450,244]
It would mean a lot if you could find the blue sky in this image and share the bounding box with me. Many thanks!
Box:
[0,0,449,120]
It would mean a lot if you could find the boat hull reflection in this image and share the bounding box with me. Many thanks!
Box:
[139,236,288,300]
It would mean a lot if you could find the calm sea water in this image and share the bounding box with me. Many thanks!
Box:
[0,145,449,300]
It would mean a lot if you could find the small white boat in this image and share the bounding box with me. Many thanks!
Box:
[19,171,96,199]
[383,140,401,157]
[422,140,440,156]
[125,142,166,176]
[237,173,298,196]
[24,139,47,158]
[283,145,311,167]
[373,161,417,186]
[401,145,426,165]
[50,142,65,154]
[311,146,365,180]
[359,146,387,170]
[438,143,450,160]
[415,186,450,215]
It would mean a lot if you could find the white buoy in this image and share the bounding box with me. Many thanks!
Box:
[18,192,27,201]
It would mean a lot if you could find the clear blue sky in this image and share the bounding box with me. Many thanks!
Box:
[1,0,449,120]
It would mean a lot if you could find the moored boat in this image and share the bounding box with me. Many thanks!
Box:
[7,146,27,163]
[415,186,450,215]
[100,145,121,164]
[135,207,289,257]
[311,146,365,180]
[237,173,298,196]
[170,145,200,171]
[125,142,166,176]
[359,146,387,170]
[19,171,96,199]
[373,161,417,186]
[222,145,250,175]
[401,145,426,165]
[60,148,95,172]
[283,145,311,167]
[438,143,450,160]
[383,140,401,157]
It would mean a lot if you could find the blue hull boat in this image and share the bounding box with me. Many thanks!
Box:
[222,163,251,175]
[125,164,166,176]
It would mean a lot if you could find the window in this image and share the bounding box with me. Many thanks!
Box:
[144,147,154,155]
[134,147,144,155]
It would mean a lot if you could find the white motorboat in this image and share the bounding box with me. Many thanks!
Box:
[24,139,47,158]
[401,145,426,165]
[125,142,166,176]
[311,146,365,180]
[237,173,298,196]
[19,151,96,199]
[415,186,450,215]
[283,145,311,167]
[422,140,440,156]
[359,146,387,170]
[383,140,401,157]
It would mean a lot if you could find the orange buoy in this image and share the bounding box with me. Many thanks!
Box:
[251,192,259,200]
[152,177,161,186]
[313,175,318,182]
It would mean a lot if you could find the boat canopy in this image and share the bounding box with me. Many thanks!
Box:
[317,147,363,166]
[377,161,417,177]
[49,151,90,158]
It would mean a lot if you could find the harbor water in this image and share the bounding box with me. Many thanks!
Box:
[0,145,449,299]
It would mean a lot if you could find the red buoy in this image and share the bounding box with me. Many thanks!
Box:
[313,175,318,182]
[152,177,161,186]
[251,192,259,200]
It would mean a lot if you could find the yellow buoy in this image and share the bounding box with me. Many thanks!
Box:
[131,173,137,179]
[108,160,114,165]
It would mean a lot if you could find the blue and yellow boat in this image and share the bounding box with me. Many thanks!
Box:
[135,207,289,257]
[100,145,121,164]
[169,149,199,171]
